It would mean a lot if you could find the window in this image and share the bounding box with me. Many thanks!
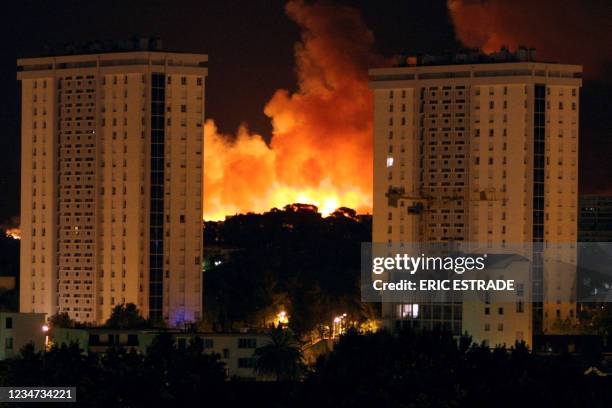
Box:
[484,323,490,331]
[5,337,13,350]
[396,304,419,318]
[238,338,257,348]
[180,215,185,223]
[498,307,504,315]
[223,348,230,358]
[181,77,187,85]
[181,104,187,113]
[497,323,504,331]
[516,301,524,313]
[5,317,12,329]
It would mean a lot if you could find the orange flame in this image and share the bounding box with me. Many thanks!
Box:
[203,0,385,220]
[4,228,20,240]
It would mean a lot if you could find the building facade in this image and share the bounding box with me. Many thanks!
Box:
[579,195,612,242]
[0,312,46,360]
[18,41,207,326]
[370,49,582,346]
[53,328,268,380]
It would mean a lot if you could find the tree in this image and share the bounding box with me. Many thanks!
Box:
[254,327,305,381]
[203,205,373,336]
[48,312,77,328]
[105,303,147,329]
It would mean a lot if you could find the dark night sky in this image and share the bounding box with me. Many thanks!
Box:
[0,0,609,222]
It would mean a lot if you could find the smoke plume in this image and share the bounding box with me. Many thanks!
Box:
[203,0,386,220]
[447,0,611,78]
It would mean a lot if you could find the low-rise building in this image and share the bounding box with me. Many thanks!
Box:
[53,327,269,380]
[0,312,46,360]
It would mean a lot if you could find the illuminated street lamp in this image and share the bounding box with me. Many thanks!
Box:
[42,325,50,349]
[332,314,348,338]
[277,310,289,326]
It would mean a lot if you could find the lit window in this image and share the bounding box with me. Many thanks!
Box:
[386,157,394,168]
[396,304,419,318]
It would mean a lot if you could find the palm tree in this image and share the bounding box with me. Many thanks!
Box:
[254,327,305,381]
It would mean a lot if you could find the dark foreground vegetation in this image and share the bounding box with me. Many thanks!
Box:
[1,329,610,407]
[204,204,376,335]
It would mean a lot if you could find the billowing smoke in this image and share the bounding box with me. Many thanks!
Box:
[447,0,611,78]
[203,0,386,220]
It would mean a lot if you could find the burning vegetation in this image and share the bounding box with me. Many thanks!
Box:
[203,0,385,220]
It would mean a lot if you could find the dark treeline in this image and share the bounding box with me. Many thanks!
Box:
[300,329,612,407]
[203,204,376,335]
[0,333,226,406]
[1,329,610,407]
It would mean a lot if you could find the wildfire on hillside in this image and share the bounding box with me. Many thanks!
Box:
[203,0,385,220]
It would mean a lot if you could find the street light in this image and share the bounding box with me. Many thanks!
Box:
[332,314,348,338]
[42,325,50,349]
[277,310,289,325]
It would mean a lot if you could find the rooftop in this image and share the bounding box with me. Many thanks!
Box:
[394,47,544,67]
[21,36,204,59]
[22,36,173,58]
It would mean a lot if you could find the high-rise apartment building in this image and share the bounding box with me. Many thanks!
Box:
[579,195,612,242]
[370,49,582,346]
[18,39,207,326]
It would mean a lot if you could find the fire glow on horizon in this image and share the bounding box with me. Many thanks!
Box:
[4,228,20,240]
[203,0,610,221]
[202,0,385,220]
[6,0,608,228]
